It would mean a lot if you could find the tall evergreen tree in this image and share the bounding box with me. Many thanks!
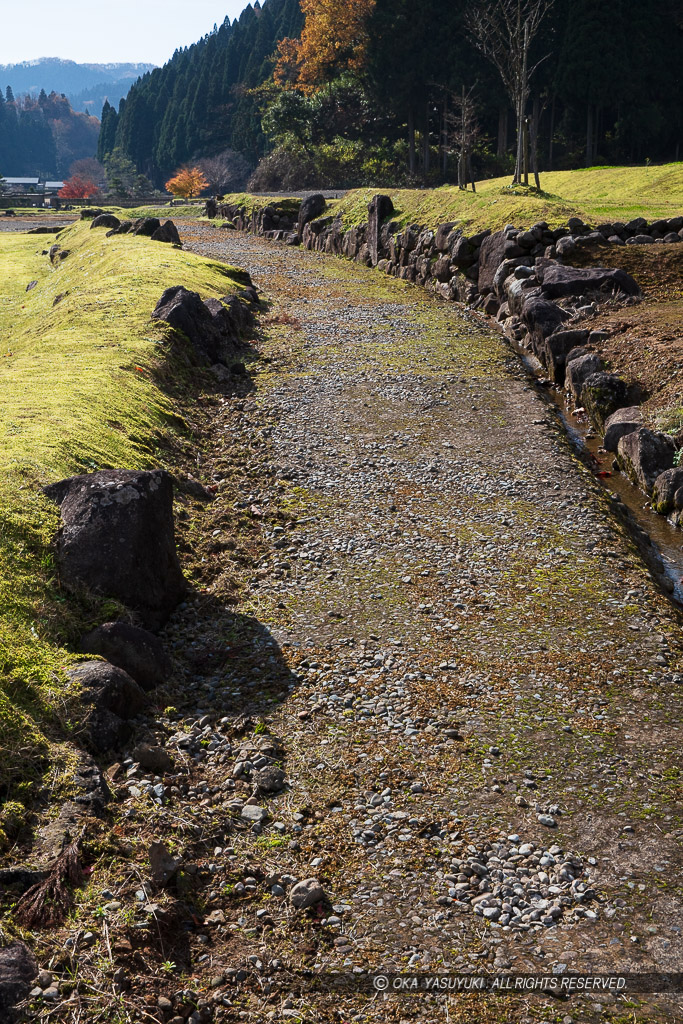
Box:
[97,99,118,162]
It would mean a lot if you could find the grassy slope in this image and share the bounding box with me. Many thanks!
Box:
[220,163,683,234]
[0,221,244,815]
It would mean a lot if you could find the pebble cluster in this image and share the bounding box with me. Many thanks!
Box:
[439,837,597,929]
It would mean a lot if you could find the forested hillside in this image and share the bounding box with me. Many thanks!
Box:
[0,88,99,177]
[99,0,303,184]
[102,0,683,189]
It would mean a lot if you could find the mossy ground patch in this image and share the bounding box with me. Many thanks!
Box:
[218,162,683,235]
[0,221,246,803]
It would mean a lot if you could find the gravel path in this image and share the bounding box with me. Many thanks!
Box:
[73,225,682,1023]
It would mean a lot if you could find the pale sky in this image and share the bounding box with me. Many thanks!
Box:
[0,0,252,66]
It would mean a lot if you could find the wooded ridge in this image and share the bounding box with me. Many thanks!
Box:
[99,0,683,189]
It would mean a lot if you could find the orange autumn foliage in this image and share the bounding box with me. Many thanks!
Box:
[165,166,209,198]
[58,175,98,199]
[275,0,376,95]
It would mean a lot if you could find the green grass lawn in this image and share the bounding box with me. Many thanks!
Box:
[0,221,245,820]
[219,162,683,235]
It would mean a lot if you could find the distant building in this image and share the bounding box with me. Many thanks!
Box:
[1,177,65,206]
[1,177,40,192]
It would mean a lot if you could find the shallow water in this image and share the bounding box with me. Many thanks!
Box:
[512,339,683,605]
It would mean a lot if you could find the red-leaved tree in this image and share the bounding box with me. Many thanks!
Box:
[59,175,99,199]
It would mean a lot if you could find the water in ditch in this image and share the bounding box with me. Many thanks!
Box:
[511,341,683,606]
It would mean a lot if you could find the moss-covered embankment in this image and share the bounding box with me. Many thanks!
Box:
[0,219,249,831]
[221,162,683,235]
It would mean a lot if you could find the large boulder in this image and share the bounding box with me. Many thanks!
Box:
[603,406,643,452]
[152,285,249,365]
[90,213,120,231]
[580,372,629,429]
[652,467,683,514]
[542,329,589,384]
[451,234,476,268]
[504,276,540,316]
[66,661,147,752]
[540,262,640,300]
[435,222,457,252]
[204,294,254,336]
[0,942,37,1023]
[493,257,532,300]
[477,231,507,294]
[81,621,172,691]
[80,207,104,220]
[367,195,394,265]
[133,217,161,237]
[44,469,186,630]
[555,235,577,258]
[151,220,181,244]
[106,219,133,237]
[521,296,570,357]
[617,428,675,493]
[565,351,603,402]
[297,193,326,239]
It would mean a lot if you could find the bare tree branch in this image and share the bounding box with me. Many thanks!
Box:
[468,0,554,184]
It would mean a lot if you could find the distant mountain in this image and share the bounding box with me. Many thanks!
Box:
[0,58,157,117]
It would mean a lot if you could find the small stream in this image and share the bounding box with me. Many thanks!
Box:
[510,340,683,606]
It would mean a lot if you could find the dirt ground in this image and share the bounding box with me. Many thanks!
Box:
[568,243,683,433]
[6,222,683,1024]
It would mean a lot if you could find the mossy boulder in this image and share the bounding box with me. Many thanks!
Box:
[45,469,187,630]
[153,283,254,366]
[151,219,181,244]
[580,372,629,429]
[66,660,147,753]
[543,329,589,384]
[90,213,120,231]
[297,193,326,239]
[566,351,603,402]
[617,428,676,494]
[603,406,644,451]
[651,466,683,514]
[81,621,172,691]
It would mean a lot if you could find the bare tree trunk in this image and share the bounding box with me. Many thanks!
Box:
[459,85,466,189]
[548,95,555,169]
[442,95,448,179]
[468,153,477,192]
[514,99,524,182]
[408,107,416,177]
[585,103,593,168]
[531,95,540,189]
[515,18,530,184]
[423,102,431,179]
[497,108,508,158]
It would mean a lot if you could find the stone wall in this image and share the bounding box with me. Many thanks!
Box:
[212,194,683,529]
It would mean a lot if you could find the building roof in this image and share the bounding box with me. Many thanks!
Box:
[45,181,65,189]
[2,177,40,185]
